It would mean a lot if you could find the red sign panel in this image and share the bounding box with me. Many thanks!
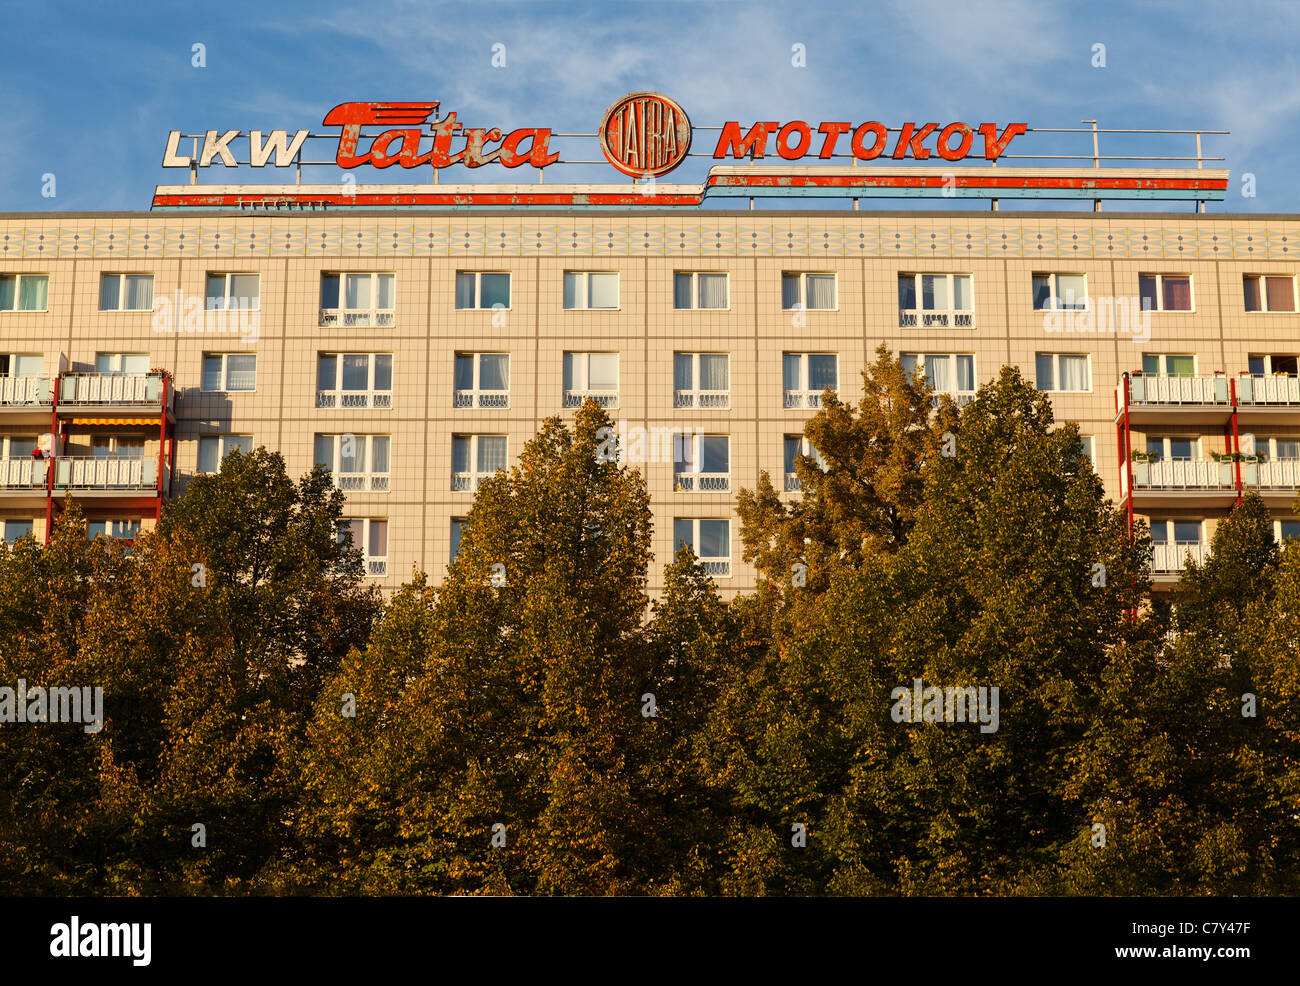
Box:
[599,92,692,178]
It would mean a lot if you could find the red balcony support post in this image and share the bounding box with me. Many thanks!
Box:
[1119,373,1134,536]
[155,374,169,523]
[43,374,59,545]
[1229,376,1242,505]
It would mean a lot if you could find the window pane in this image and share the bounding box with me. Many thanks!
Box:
[229,274,259,309]
[1146,438,1164,459]
[922,274,947,311]
[701,436,729,473]
[480,273,510,309]
[700,353,728,391]
[340,435,365,474]
[925,355,950,392]
[674,273,692,310]
[0,277,14,311]
[198,437,220,474]
[784,436,801,474]
[900,353,918,381]
[206,275,226,309]
[699,273,727,308]
[1167,355,1195,377]
[317,355,337,391]
[783,353,801,391]
[374,354,393,391]
[342,355,369,390]
[96,354,118,374]
[1032,274,1052,310]
[1142,354,1160,375]
[13,355,41,377]
[478,436,507,473]
[227,435,252,457]
[563,352,578,391]
[1244,276,1262,312]
[320,274,340,309]
[1276,440,1300,459]
[956,355,975,392]
[4,520,32,544]
[1275,356,1299,375]
[455,272,475,309]
[563,272,581,310]
[1163,276,1191,311]
[368,521,387,558]
[345,273,371,310]
[1035,353,1055,390]
[1249,355,1266,375]
[479,354,508,391]
[1139,275,1158,311]
[18,276,48,311]
[589,273,618,309]
[371,436,390,473]
[807,354,836,391]
[377,274,395,310]
[202,355,222,391]
[1169,439,1193,460]
[124,275,153,311]
[806,274,835,309]
[454,354,474,391]
[100,275,121,311]
[674,353,693,391]
[123,354,149,376]
[674,432,694,469]
[698,519,728,558]
[450,519,464,559]
[588,354,618,391]
[898,274,916,311]
[1266,276,1294,313]
[953,275,972,311]
[673,518,694,553]
[1149,521,1169,543]
[1060,355,1088,391]
[781,274,800,310]
[1280,520,1300,541]
[451,436,470,473]
[1173,521,1201,543]
[1057,274,1086,309]
[226,354,256,391]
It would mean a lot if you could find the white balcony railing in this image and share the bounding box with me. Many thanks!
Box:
[673,472,731,492]
[699,559,731,578]
[454,390,509,409]
[316,390,393,410]
[784,472,801,492]
[451,471,498,492]
[1253,459,1300,489]
[1237,373,1300,405]
[1126,375,1225,406]
[1133,459,1234,490]
[59,372,170,407]
[367,559,388,577]
[1152,541,1208,573]
[674,390,730,409]
[53,456,159,491]
[0,458,47,489]
[898,310,974,329]
[0,376,51,406]
[563,390,618,409]
[784,390,828,409]
[319,308,395,328]
[337,473,390,493]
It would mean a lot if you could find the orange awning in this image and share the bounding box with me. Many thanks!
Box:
[68,417,156,426]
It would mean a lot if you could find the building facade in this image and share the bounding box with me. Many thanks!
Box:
[1,207,1298,595]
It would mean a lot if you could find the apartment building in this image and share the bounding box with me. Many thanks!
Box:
[1,207,1297,595]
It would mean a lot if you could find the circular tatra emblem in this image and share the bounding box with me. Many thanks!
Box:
[599,92,692,179]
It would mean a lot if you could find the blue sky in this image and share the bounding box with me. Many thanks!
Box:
[1,0,1297,213]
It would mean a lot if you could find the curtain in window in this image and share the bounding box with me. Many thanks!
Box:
[477,436,507,473]
[202,356,223,392]
[588,354,618,391]
[898,275,916,311]
[1035,353,1055,389]
[674,354,693,392]
[1277,440,1300,460]
[953,275,973,311]
[699,353,728,391]
[924,355,950,392]
[783,354,801,391]
[781,275,800,310]
[956,355,975,392]
[784,437,801,474]
[698,520,728,559]
[367,521,387,558]
[1056,274,1086,310]
[123,354,149,375]
[371,436,390,474]
[674,432,695,470]
[1266,276,1294,313]
[124,276,152,311]
[230,275,259,310]
[1139,276,1158,312]
[1032,275,1052,310]
[1243,277,1263,312]
[14,355,42,377]
[922,275,946,312]
[563,272,581,310]
[226,354,256,391]
[674,273,693,310]
[1059,355,1088,391]
[1162,276,1191,311]
[345,274,371,310]
[479,354,508,391]
[377,274,395,310]
[589,273,618,309]
[807,354,836,391]
[480,273,510,309]
[200,437,222,474]
[226,435,252,457]
[1166,354,1195,377]
[340,436,365,474]
[455,272,475,309]
[100,276,121,311]
[806,275,835,309]
[699,273,727,309]
[18,276,48,311]
[701,436,729,473]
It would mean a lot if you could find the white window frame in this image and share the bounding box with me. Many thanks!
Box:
[319,272,396,327]
[673,353,730,409]
[197,434,252,474]
[1138,273,1194,313]
[783,435,827,493]
[1248,354,1299,376]
[95,353,150,376]
[1035,353,1092,393]
[454,353,510,409]
[1274,519,1300,543]
[316,353,393,409]
[1032,272,1089,311]
[202,353,257,393]
[91,435,146,460]
[451,434,508,492]
[901,352,977,406]
[314,434,390,492]
[1145,436,1199,462]
[1141,353,1198,377]
[338,518,388,577]
[455,271,511,311]
[0,274,49,312]
[783,352,838,409]
[563,352,619,409]
[781,272,837,311]
[204,273,260,311]
[450,517,467,561]
[898,273,974,328]
[87,518,142,541]
[1243,274,1298,314]
[673,518,731,578]
[1264,437,1300,460]
[673,272,730,310]
[1077,435,1095,468]
[563,271,620,311]
[673,434,731,493]
[99,273,155,312]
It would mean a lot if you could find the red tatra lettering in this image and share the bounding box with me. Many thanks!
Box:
[662,111,678,163]
[424,111,462,168]
[816,122,851,159]
[893,122,938,159]
[322,102,440,168]
[851,122,888,160]
[936,122,974,161]
[497,128,560,168]
[978,122,1028,160]
[457,128,505,167]
[368,129,423,169]
[713,121,780,159]
[777,121,812,160]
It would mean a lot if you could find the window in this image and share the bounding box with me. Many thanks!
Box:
[0,274,49,312]
[3,520,32,545]
[1141,354,1196,377]
[197,435,252,474]
[1032,273,1088,311]
[96,353,150,376]
[454,353,510,409]
[563,272,619,310]
[320,273,395,327]
[91,436,145,460]
[316,353,393,409]
[673,518,731,577]
[901,353,976,406]
[674,272,729,310]
[1268,438,1300,460]
[205,273,260,311]
[99,274,154,312]
[784,436,827,492]
[782,272,836,311]
[563,352,619,408]
[338,518,388,577]
[1077,436,1096,468]
[1149,519,1205,572]
[451,435,508,491]
[1248,354,1299,376]
[1035,353,1090,392]
[1275,520,1300,543]
[0,354,44,377]
[898,273,974,327]
[674,434,730,492]
[455,271,510,310]
[674,353,730,409]
[1243,275,1296,313]
[1,435,38,459]
[314,434,390,492]
[450,518,466,560]
[1138,274,1192,312]
[1151,519,1203,545]
[202,353,257,392]
[87,519,141,540]
[1146,437,1197,462]
[783,353,837,409]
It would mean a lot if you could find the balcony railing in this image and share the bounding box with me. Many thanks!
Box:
[454,390,509,409]
[0,458,47,489]
[784,471,801,492]
[367,559,388,577]
[563,390,619,409]
[898,310,974,329]
[674,472,731,492]
[1126,374,1226,406]
[451,471,498,492]
[0,376,51,406]
[1251,459,1300,489]
[1132,459,1234,490]
[59,372,173,409]
[784,390,830,409]
[1237,373,1300,405]
[319,308,395,328]
[1152,541,1208,573]
[53,456,160,491]
[337,473,389,493]
[699,558,731,578]
[316,390,393,410]
[674,390,730,409]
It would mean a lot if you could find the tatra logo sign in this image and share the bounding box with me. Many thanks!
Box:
[160,93,1028,175]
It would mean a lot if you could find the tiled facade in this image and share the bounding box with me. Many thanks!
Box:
[3,208,1300,595]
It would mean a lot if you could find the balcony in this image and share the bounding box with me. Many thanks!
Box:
[674,473,731,493]
[1151,541,1208,575]
[451,471,497,492]
[1118,374,1231,428]
[53,456,167,496]
[0,376,52,407]
[58,372,175,413]
[784,390,828,410]
[898,310,974,329]
[563,390,618,409]
[1127,458,1236,509]
[674,390,730,410]
[1236,373,1300,425]
[316,389,392,410]
[337,473,389,493]
[319,308,395,328]
[454,390,509,409]
[0,458,48,500]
